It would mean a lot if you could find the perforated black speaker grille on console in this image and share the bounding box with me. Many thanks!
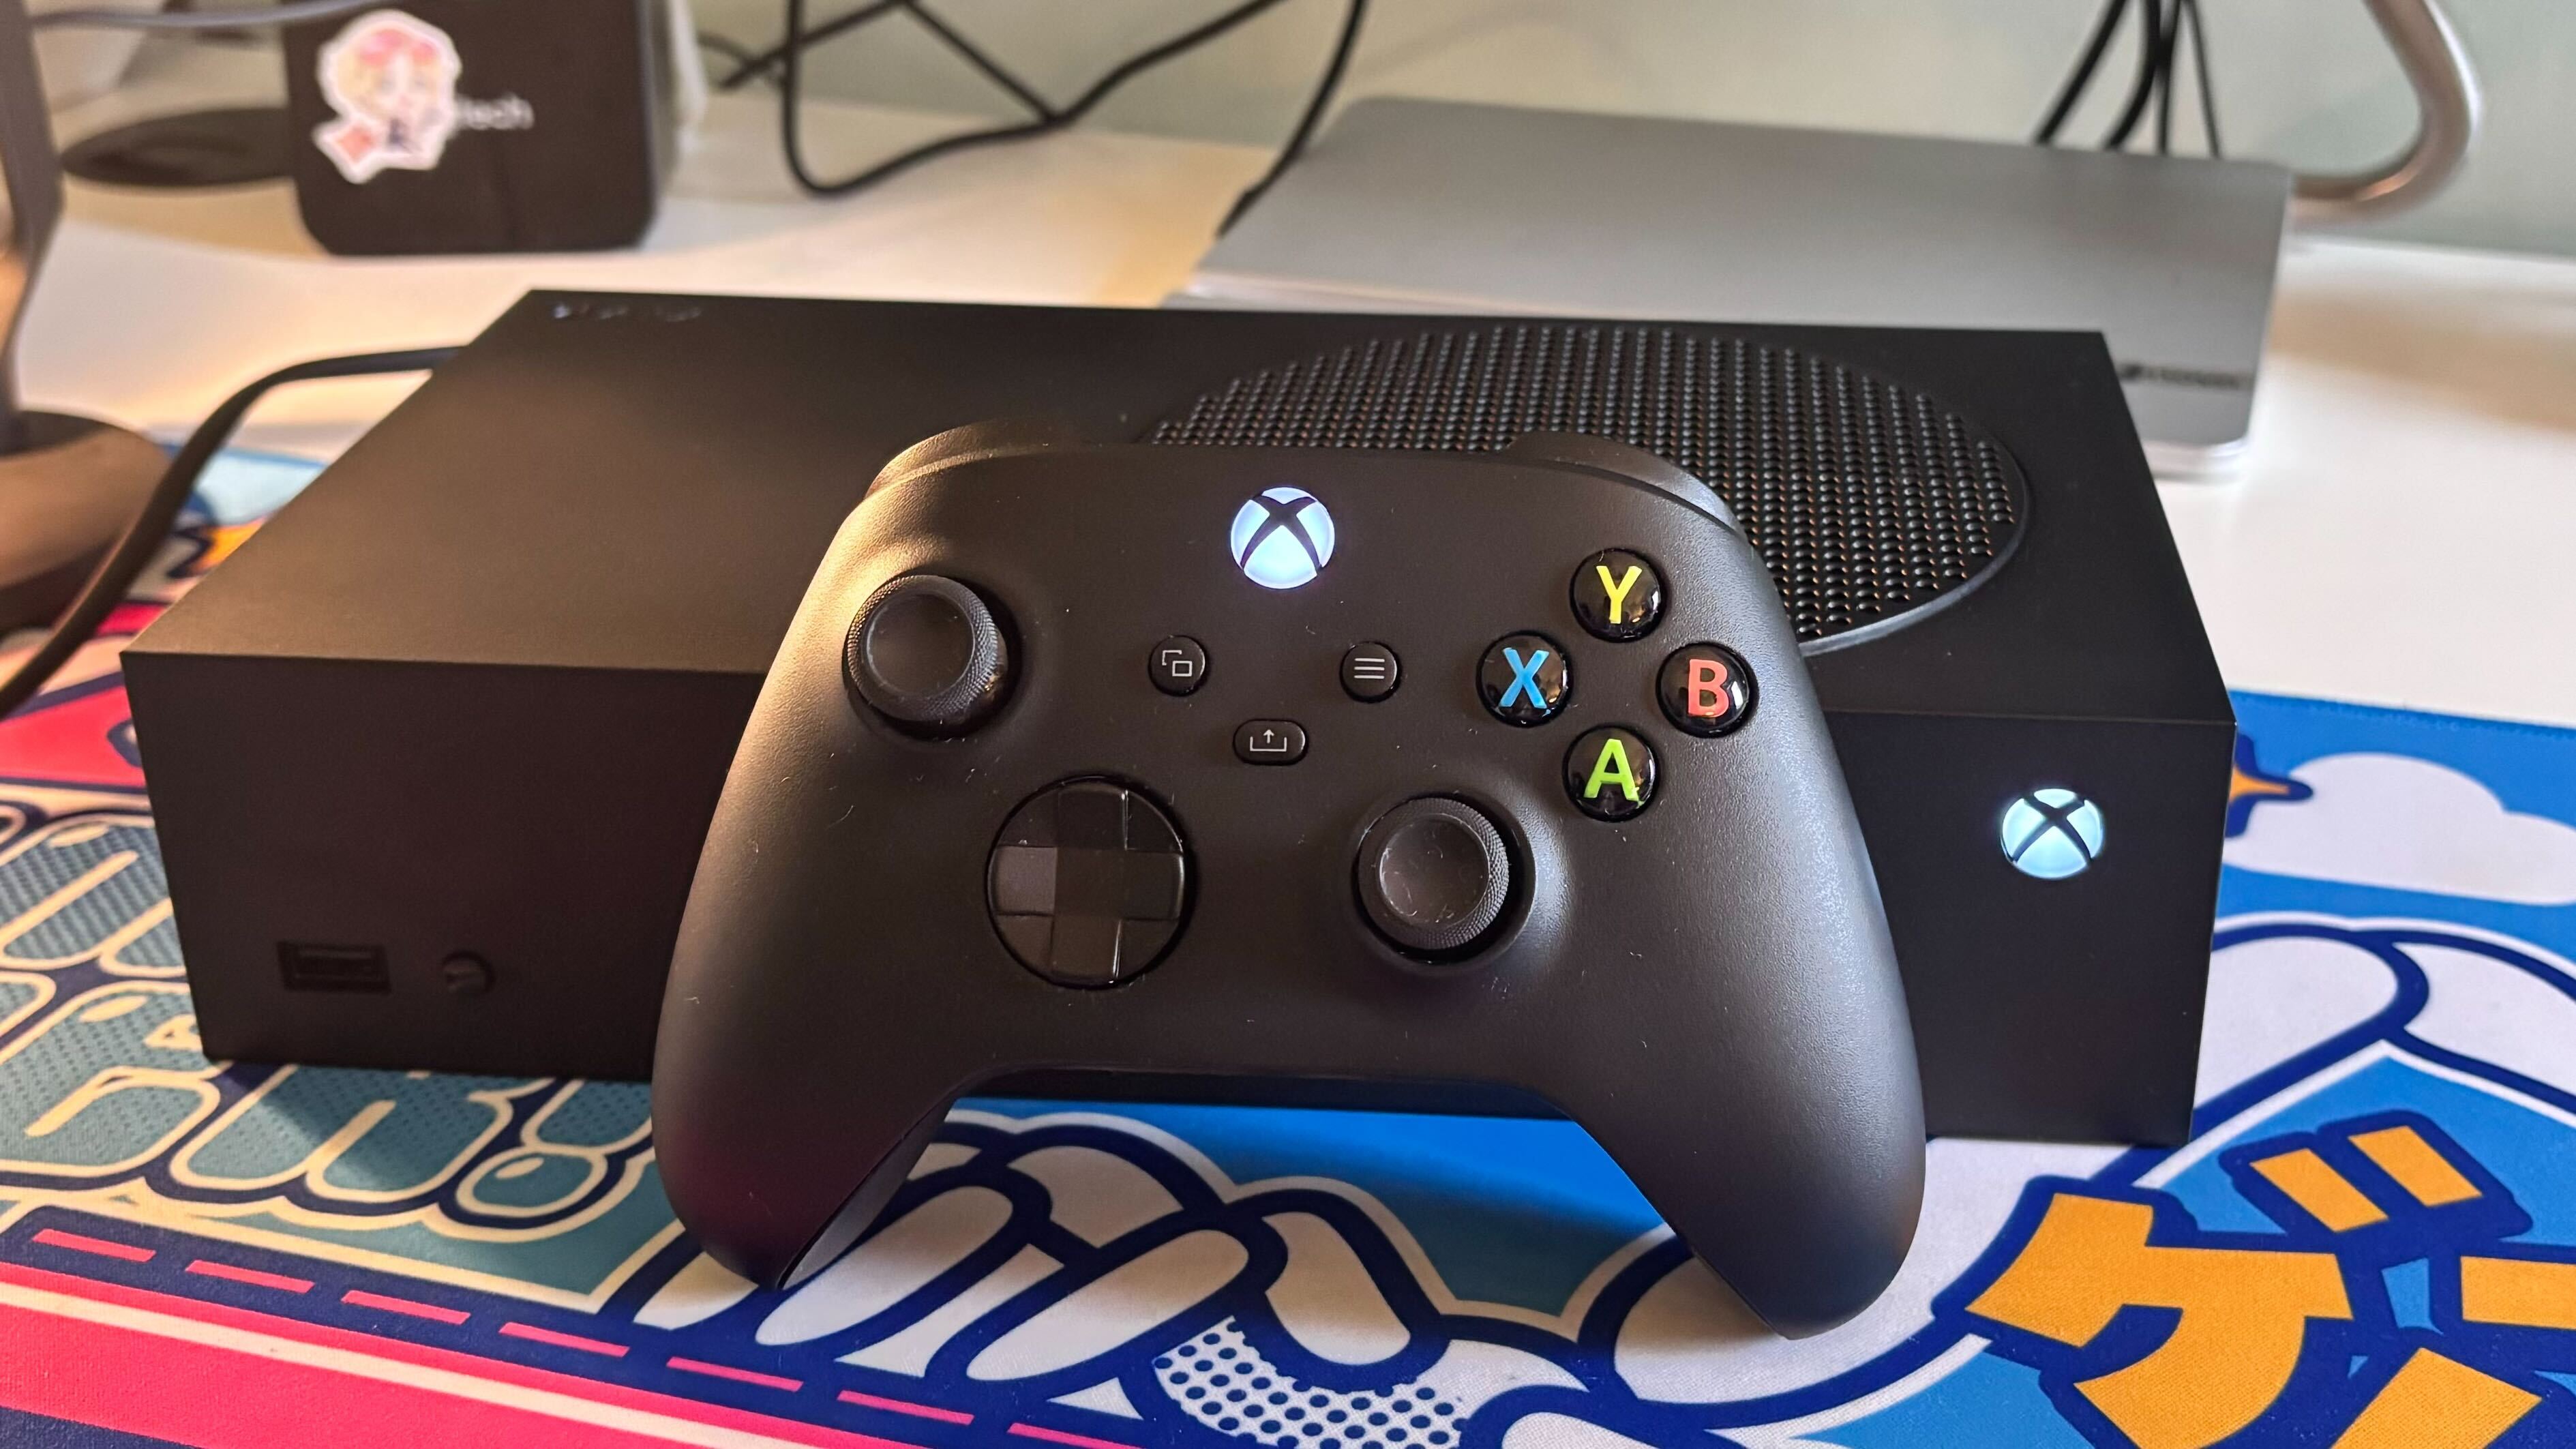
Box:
[1148,325,2027,646]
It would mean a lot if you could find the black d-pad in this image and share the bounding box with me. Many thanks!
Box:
[987,780,1188,987]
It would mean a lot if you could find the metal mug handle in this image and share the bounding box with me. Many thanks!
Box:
[2293,0,2481,225]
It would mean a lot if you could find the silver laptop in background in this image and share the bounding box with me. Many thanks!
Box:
[1178,98,2292,477]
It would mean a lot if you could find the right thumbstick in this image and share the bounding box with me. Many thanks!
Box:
[1355,797,1513,958]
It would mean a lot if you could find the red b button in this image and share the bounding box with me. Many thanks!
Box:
[1658,643,1754,736]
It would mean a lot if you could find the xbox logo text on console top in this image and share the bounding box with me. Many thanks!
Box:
[1229,486,1336,589]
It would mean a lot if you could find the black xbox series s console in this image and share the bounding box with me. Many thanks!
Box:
[123,293,2234,1148]
[654,424,1925,1335]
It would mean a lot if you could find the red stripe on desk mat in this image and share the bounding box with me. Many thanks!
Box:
[0,1259,923,1449]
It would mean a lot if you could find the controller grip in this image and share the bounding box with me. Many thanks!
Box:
[655,802,975,1289]
[1574,1068,1923,1336]
[1531,762,1926,1337]
[655,981,962,1291]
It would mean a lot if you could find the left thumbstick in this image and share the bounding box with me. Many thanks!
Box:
[844,575,1010,735]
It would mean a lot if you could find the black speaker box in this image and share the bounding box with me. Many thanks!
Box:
[124,293,2233,1145]
[280,0,679,254]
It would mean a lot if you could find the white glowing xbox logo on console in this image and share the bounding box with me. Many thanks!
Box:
[1229,487,1336,590]
[2002,788,2105,880]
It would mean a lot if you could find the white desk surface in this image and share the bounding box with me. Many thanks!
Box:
[30,50,2576,731]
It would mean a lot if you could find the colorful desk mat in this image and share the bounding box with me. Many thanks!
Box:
[0,456,2571,1448]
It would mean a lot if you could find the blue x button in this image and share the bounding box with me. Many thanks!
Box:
[1479,633,1572,726]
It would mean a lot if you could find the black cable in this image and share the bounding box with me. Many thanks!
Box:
[930,0,1293,123]
[2033,0,2129,145]
[900,2,1056,121]
[2183,0,2222,158]
[1220,0,1366,234]
[719,0,903,91]
[2035,0,2221,159]
[697,31,765,74]
[2152,0,2185,153]
[0,348,457,723]
[2101,0,2168,151]
[779,0,1293,200]
[779,0,1004,196]
[33,0,379,29]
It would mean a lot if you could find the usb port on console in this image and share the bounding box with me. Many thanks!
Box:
[277,942,391,994]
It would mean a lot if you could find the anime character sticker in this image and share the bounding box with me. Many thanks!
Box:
[312,10,463,184]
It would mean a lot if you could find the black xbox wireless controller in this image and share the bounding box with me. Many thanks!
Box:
[652,419,1925,1336]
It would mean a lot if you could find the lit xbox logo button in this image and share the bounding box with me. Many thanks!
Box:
[1229,487,1336,590]
[2001,788,2104,880]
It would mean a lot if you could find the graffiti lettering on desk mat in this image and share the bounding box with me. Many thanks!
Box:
[9,531,2576,1447]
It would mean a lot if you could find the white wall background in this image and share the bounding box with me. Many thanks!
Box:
[689,0,2576,256]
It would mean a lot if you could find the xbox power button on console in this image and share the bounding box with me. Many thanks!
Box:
[1356,798,1513,958]
[845,574,1010,734]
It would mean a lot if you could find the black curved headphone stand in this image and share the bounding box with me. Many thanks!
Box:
[0,0,166,641]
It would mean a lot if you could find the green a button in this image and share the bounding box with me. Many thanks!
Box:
[1565,726,1658,821]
